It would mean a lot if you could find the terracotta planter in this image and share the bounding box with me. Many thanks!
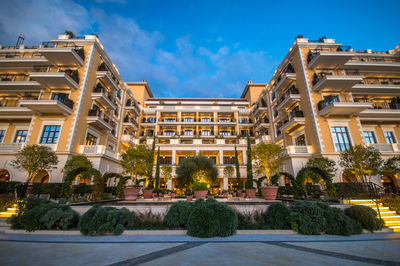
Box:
[223,192,228,198]
[237,190,244,197]
[246,188,257,198]
[194,190,207,199]
[260,186,278,200]
[186,196,193,202]
[25,186,33,198]
[171,192,176,198]
[123,187,140,201]
[152,193,157,198]
[143,189,153,199]
[207,195,214,199]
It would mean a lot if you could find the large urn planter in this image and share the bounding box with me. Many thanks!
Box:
[143,189,153,199]
[245,188,256,198]
[194,190,207,199]
[260,186,278,200]
[237,190,244,197]
[123,187,140,201]
[186,196,193,202]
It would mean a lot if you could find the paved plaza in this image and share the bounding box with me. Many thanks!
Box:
[1,230,400,266]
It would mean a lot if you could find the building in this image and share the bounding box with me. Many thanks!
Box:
[1,34,399,191]
[0,34,140,183]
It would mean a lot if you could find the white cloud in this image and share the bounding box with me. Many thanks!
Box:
[0,0,278,98]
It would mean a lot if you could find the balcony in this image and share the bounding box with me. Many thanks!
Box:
[0,80,41,93]
[79,145,119,159]
[19,95,74,116]
[0,57,50,68]
[217,119,236,126]
[92,86,117,110]
[317,100,372,118]
[0,143,24,152]
[276,87,301,110]
[369,144,399,153]
[38,48,84,67]
[286,145,312,155]
[87,109,113,131]
[141,118,156,126]
[307,51,355,69]
[158,119,178,125]
[125,104,140,116]
[312,73,363,92]
[279,111,305,132]
[0,106,33,119]
[123,117,138,130]
[29,71,79,90]
[274,73,296,92]
[96,71,119,91]
[121,135,137,146]
[344,60,400,72]
[255,135,271,144]
[359,102,400,121]
[350,83,400,95]
[143,108,156,114]
[255,117,270,130]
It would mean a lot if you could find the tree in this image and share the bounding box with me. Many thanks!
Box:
[154,147,161,193]
[253,143,287,185]
[146,135,157,189]
[63,155,93,184]
[161,165,172,180]
[223,165,234,180]
[120,144,153,185]
[11,144,58,183]
[382,155,400,177]
[339,145,383,184]
[234,145,242,190]
[305,157,337,196]
[176,155,218,188]
[246,133,254,189]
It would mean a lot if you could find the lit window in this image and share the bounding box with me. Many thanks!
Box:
[86,133,97,146]
[40,125,61,144]
[384,131,397,144]
[14,130,28,143]
[363,131,376,144]
[331,126,352,151]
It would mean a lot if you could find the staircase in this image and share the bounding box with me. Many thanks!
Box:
[350,199,400,232]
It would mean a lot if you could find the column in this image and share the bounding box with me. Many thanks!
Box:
[219,149,224,165]
[172,149,176,164]
[223,177,228,190]
[167,179,172,190]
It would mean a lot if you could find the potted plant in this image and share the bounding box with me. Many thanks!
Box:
[185,189,193,201]
[193,182,208,199]
[123,179,141,201]
[222,189,229,198]
[253,143,287,201]
[170,190,176,198]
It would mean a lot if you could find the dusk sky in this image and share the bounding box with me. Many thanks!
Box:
[0,0,399,98]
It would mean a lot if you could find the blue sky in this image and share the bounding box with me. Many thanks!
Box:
[0,0,399,98]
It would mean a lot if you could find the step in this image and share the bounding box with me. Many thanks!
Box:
[350,199,378,203]
[372,206,390,211]
[0,213,13,218]
[383,220,400,225]
[7,208,16,211]
[382,216,400,221]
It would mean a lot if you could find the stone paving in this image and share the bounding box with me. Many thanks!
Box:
[1,232,400,265]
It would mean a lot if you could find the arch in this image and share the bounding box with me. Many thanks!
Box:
[0,169,10,181]
[32,170,49,183]
[382,175,398,193]
[284,176,291,186]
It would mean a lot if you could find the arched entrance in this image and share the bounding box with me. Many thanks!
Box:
[0,169,10,181]
[382,175,398,193]
[32,170,49,183]
[284,176,291,186]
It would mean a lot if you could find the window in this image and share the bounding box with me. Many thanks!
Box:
[239,118,248,123]
[202,130,211,136]
[219,119,230,123]
[165,118,176,122]
[160,157,172,165]
[201,118,211,122]
[184,117,194,122]
[40,125,61,144]
[295,135,306,146]
[223,157,235,165]
[164,131,175,136]
[331,126,352,151]
[184,130,193,136]
[220,131,231,136]
[147,117,156,123]
[384,131,397,144]
[86,133,97,146]
[0,130,5,142]
[323,95,339,104]
[363,131,377,144]
[14,130,28,143]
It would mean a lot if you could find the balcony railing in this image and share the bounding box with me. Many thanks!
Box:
[51,93,73,109]
[64,69,80,84]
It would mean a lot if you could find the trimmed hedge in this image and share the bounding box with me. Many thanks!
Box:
[187,199,238,237]
[264,202,291,229]
[0,181,27,199]
[289,201,327,235]
[334,182,367,199]
[345,205,384,232]
[73,184,93,196]
[78,205,135,236]
[8,197,79,231]
[32,183,64,199]
[165,201,192,228]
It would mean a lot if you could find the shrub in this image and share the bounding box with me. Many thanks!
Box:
[264,202,291,229]
[165,201,192,228]
[32,183,64,199]
[192,182,207,191]
[305,185,322,199]
[104,186,117,195]
[345,205,384,232]
[0,181,27,199]
[7,197,78,231]
[289,201,327,235]
[324,206,362,236]
[78,205,135,235]
[334,182,367,199]
[0,194,15,212]
[73,184,93,196]
[133,211,166,229]
[278,186,294,197]
[187,199,238,237]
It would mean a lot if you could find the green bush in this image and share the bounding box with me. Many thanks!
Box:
[278,186,294,196]
[187,199,237,237]
[264,202,291,229]
[0,194,15,212]
[73,184,93,196]
[133,211,166,229]
[78,205,135,235]
[305,185,322,199]
[324,206,362,236]
[7,197,79,231]
[345,205,384,232]
[192,182,207,191]
[104,186,117,195]
[289,201,327,235]
[334,182,367,199]
[165,201,192,228]
[32,183,64,199]
[0,181,27,199]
